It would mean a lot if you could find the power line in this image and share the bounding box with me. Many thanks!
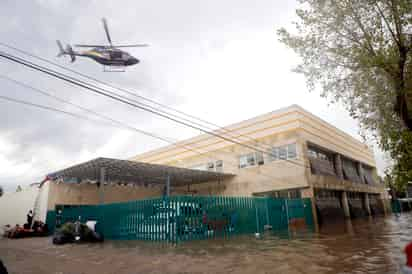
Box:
[0,74,174,144]
[0,42,277,152]
[0,50,309,169]
[0,44,308,170]
[0,94,121,129]
[0,75,305,184]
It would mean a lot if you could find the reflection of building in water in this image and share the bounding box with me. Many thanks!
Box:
[131,105,389,225]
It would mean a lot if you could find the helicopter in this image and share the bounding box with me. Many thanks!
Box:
[56,18,148,71]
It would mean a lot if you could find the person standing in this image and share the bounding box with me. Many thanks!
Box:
[27,210,33,228]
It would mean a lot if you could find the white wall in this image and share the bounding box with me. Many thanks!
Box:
[0,184,49,234]
[36,182,50,223]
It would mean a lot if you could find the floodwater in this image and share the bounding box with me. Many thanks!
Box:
[1,213,411,274]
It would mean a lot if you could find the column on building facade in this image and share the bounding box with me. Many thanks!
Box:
[334,154,344,179]
[357,162,365,184]
[341,191,351,218]
[363,192,371,216]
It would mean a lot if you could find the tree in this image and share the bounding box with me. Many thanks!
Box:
[278,0,412,190]
[278,0,412,131]
[0,185,3,197]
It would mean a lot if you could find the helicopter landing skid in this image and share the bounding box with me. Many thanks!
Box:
[103,65,126,72]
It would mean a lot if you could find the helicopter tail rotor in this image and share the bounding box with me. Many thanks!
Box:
[65,44,76,63]
[56,40,65,57]
[56,40,76,62]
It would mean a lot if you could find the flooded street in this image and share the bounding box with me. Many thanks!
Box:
[1,213,411,274]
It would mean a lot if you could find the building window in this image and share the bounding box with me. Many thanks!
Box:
[270,143,297,161]
[191,160,223,172]
[271,147,279,161]
[246,153,255,166]
[342,157,361,183]
[190,164,207,171]
[239,155,248,168]
[215,160,223,172]
[308,147,331,162]
[287,144,297,159]
[271,189,301,199]
[279,146,287,160]
[239,152,264,168]
[307,145,336,176]
[362,166,375,185]
[255,152,264,165]
[308,148,317,158]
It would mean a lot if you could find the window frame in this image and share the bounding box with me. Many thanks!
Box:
[270,143,298,162]
[215,160,223,172]
[239,152,263,169]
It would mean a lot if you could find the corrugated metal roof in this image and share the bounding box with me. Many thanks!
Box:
[48,157,234,186]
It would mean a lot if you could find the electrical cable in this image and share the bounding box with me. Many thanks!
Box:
[0,42,278,152]
[0,50,309,169]
[0,74,308,185]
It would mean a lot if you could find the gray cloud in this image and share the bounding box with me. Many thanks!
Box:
[0,0,389,191]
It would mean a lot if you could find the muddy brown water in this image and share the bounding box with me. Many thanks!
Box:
[1,213,411,274]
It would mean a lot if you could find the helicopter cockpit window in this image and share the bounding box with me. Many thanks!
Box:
[110,51,122,59]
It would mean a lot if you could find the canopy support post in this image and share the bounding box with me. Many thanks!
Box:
[99,167,105,204]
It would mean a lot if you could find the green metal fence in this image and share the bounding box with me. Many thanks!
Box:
[46,196,313,242]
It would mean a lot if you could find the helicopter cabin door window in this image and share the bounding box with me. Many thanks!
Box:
[110,51,122,59]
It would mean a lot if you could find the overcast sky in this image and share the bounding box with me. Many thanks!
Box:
[0,0,389,191]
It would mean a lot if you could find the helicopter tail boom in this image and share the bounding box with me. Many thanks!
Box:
[56,40,76,62]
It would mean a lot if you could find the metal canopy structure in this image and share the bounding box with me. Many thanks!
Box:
[48,157,234,187]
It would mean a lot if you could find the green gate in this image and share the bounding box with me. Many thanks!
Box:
[47,196,314,242]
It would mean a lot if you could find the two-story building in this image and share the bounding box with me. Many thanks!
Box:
[131,105,388,224]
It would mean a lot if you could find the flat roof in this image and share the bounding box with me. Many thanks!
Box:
[48,157,234,186]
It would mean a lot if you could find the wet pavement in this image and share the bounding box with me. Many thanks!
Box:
[0,213,411,274]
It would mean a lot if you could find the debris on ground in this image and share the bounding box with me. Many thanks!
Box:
[52,221,103,245]
[3,221,49,239]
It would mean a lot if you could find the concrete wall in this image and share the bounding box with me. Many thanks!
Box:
[36,182,50,223]
[0,186,41,233]
[132,105,374,166]
[47,181,162,210]
[165,130,308,196]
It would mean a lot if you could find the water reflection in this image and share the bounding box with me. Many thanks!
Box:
[103,213,411,273]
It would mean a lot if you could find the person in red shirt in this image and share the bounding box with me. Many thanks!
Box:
[403,242,412,274]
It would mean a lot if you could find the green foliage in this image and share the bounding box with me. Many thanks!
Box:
[278,0,412,191]
[385,129,412,191]
[0,186,3,197]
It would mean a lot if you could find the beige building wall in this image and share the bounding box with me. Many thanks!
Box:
[131,105,385,198]
[46,181,162,210]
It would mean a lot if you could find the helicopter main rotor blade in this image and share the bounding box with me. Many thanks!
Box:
[112,44,149,48]
[74,44,107,48]
[102,18,113,46]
